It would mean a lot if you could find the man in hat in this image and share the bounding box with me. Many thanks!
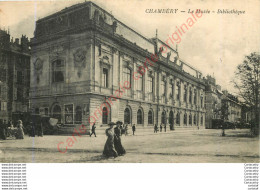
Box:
[132,124,136,135]
[154,124,158,133]
[90,123,97,137]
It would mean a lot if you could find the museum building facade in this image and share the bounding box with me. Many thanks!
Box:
[30,1,206,129]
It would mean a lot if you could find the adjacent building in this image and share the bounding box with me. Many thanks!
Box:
[205,75,242,128]
[204,75,223,128]
[0,29,30,124]
[222,90,242,123]
[30,1,206,130]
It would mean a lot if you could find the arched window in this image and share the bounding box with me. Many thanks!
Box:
[148,109,153,125]
[189,114,192,125]
[137,109,143,124]
[124,107,131,124]
[53,105,61,123]
[194,114,197,125]
[161,111,166,125]
[184,113,187,125]
[176,112,180,125]
[102,107,108,124]
[52,59,65,83]
[75,106,82,124]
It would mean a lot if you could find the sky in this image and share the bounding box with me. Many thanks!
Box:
[0,0,259,95]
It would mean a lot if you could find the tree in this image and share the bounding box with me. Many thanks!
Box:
[233,52,260,135]
[220,99,229,136]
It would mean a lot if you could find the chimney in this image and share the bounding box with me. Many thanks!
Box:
[21,35,29,51]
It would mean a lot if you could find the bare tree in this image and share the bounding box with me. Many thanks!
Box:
[233,52,260,135]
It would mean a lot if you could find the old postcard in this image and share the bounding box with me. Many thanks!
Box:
[0,0,259,164]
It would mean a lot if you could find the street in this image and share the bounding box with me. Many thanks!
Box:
[0,128,259,163]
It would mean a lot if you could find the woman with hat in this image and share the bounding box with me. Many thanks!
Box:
[103,122,118,158]
[15,120,24,139]
[114,121,126,156]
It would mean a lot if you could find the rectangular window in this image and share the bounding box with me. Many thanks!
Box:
[13,88,17,100]
[184,85,187,102]
[0,101,7,111]
[194,89,197,105]
[189,87,192,103]
[17,71,23,84]
[123,67,131,96]
[176,82,180,100]
[137,74,143,91]
[147,76,153,93]
[52,60,65,83]
[102,68,108,88]
[169,80,174,98]
[17,87,23,101]
[161,80,166,96]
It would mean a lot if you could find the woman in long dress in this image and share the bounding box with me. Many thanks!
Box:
[114,122,126,156]
[103,122,118,158]
[16,120,24,139]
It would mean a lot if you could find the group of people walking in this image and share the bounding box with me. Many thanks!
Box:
[103,121,126,158]
[154,123,174,133]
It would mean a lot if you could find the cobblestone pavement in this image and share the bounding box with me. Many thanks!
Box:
[0,128,259,163]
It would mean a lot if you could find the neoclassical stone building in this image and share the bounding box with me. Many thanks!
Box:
[30,1,206,130]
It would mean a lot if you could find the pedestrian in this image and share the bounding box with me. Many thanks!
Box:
[160,123,163,132]
[154,124,158,133]
[0,120,6,140]
[37,123,43,137]
[7,121,14,137]
[132,124,136,135]
[15,120,24,139]
[125,124,128,136]
[164,124,167,132]
[114,121,126,156]
[3,120,8,137]
[103,122,118,158]
[28,122,35,137]
[221,124,225,136]
[90,123,97,137]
